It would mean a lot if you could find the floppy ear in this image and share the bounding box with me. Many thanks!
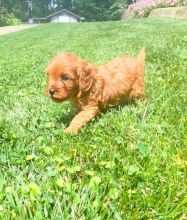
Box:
[77,64,94,96]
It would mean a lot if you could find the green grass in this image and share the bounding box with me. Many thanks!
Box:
[0,18,186,219]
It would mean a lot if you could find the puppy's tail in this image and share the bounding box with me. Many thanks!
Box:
[137,48,145,66]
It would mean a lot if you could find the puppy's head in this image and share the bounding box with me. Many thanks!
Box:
[46,53,96,103]
[46,53,80,102]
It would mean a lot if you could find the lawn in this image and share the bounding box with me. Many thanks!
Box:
[0,18,186,219]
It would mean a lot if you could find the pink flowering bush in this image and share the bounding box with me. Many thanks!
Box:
[125,0,186,18]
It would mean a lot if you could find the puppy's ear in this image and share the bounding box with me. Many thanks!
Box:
[77,64,94,95]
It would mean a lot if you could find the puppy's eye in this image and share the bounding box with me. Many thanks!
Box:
[61,74,69,81]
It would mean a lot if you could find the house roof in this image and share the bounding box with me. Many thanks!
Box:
[47,9,82,19]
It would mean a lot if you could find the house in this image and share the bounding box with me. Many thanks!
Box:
[46,9,84,23]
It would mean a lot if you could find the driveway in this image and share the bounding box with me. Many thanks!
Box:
[0,24,41,36]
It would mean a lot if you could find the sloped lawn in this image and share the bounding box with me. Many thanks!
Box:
[0,18,186,219]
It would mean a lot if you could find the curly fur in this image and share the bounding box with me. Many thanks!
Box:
[46,49,145,133]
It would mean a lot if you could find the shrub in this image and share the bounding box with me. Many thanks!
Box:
[124,0,186,18]
[0,5,21,26]
[5,14,21,25]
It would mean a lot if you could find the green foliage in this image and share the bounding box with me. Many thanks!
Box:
[32,0,51,18]
[107,0,125,20]
[0,18,187,219]
[0,5,8,26]
[74,0,125,21]
[54,0,75,11]
[0,0,129,21]
[0,4,21,26]
[143,7,153,17]
[1,0,126,22]
[0,0,27,20]
[5,14,22,25]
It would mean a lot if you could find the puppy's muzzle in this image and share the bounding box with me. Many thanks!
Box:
[49,88,55,96]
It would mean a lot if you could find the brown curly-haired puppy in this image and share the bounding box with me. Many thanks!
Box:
[46,48,145,133]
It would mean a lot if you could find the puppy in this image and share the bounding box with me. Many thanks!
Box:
[46,49,145,133]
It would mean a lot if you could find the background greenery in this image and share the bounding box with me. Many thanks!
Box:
[0,18,187,219]
[0,0,129,25]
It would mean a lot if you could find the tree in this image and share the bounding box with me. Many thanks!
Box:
[73,0,122,21]
[0,0,130,23]
[0,0,27,20]
[107,0,127,20]
[0,4,8,26]
[73,0,129,21]
[54,0,74,11]
[32,0,51,18]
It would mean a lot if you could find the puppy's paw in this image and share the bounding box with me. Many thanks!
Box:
[64,126,79,134]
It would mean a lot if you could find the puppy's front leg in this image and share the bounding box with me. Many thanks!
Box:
[64,106,100,134]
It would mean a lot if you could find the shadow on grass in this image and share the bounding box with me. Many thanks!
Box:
[55,110,76,127]
[55,100,142,128]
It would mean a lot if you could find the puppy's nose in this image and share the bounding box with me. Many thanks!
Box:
[49,88,55,96]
